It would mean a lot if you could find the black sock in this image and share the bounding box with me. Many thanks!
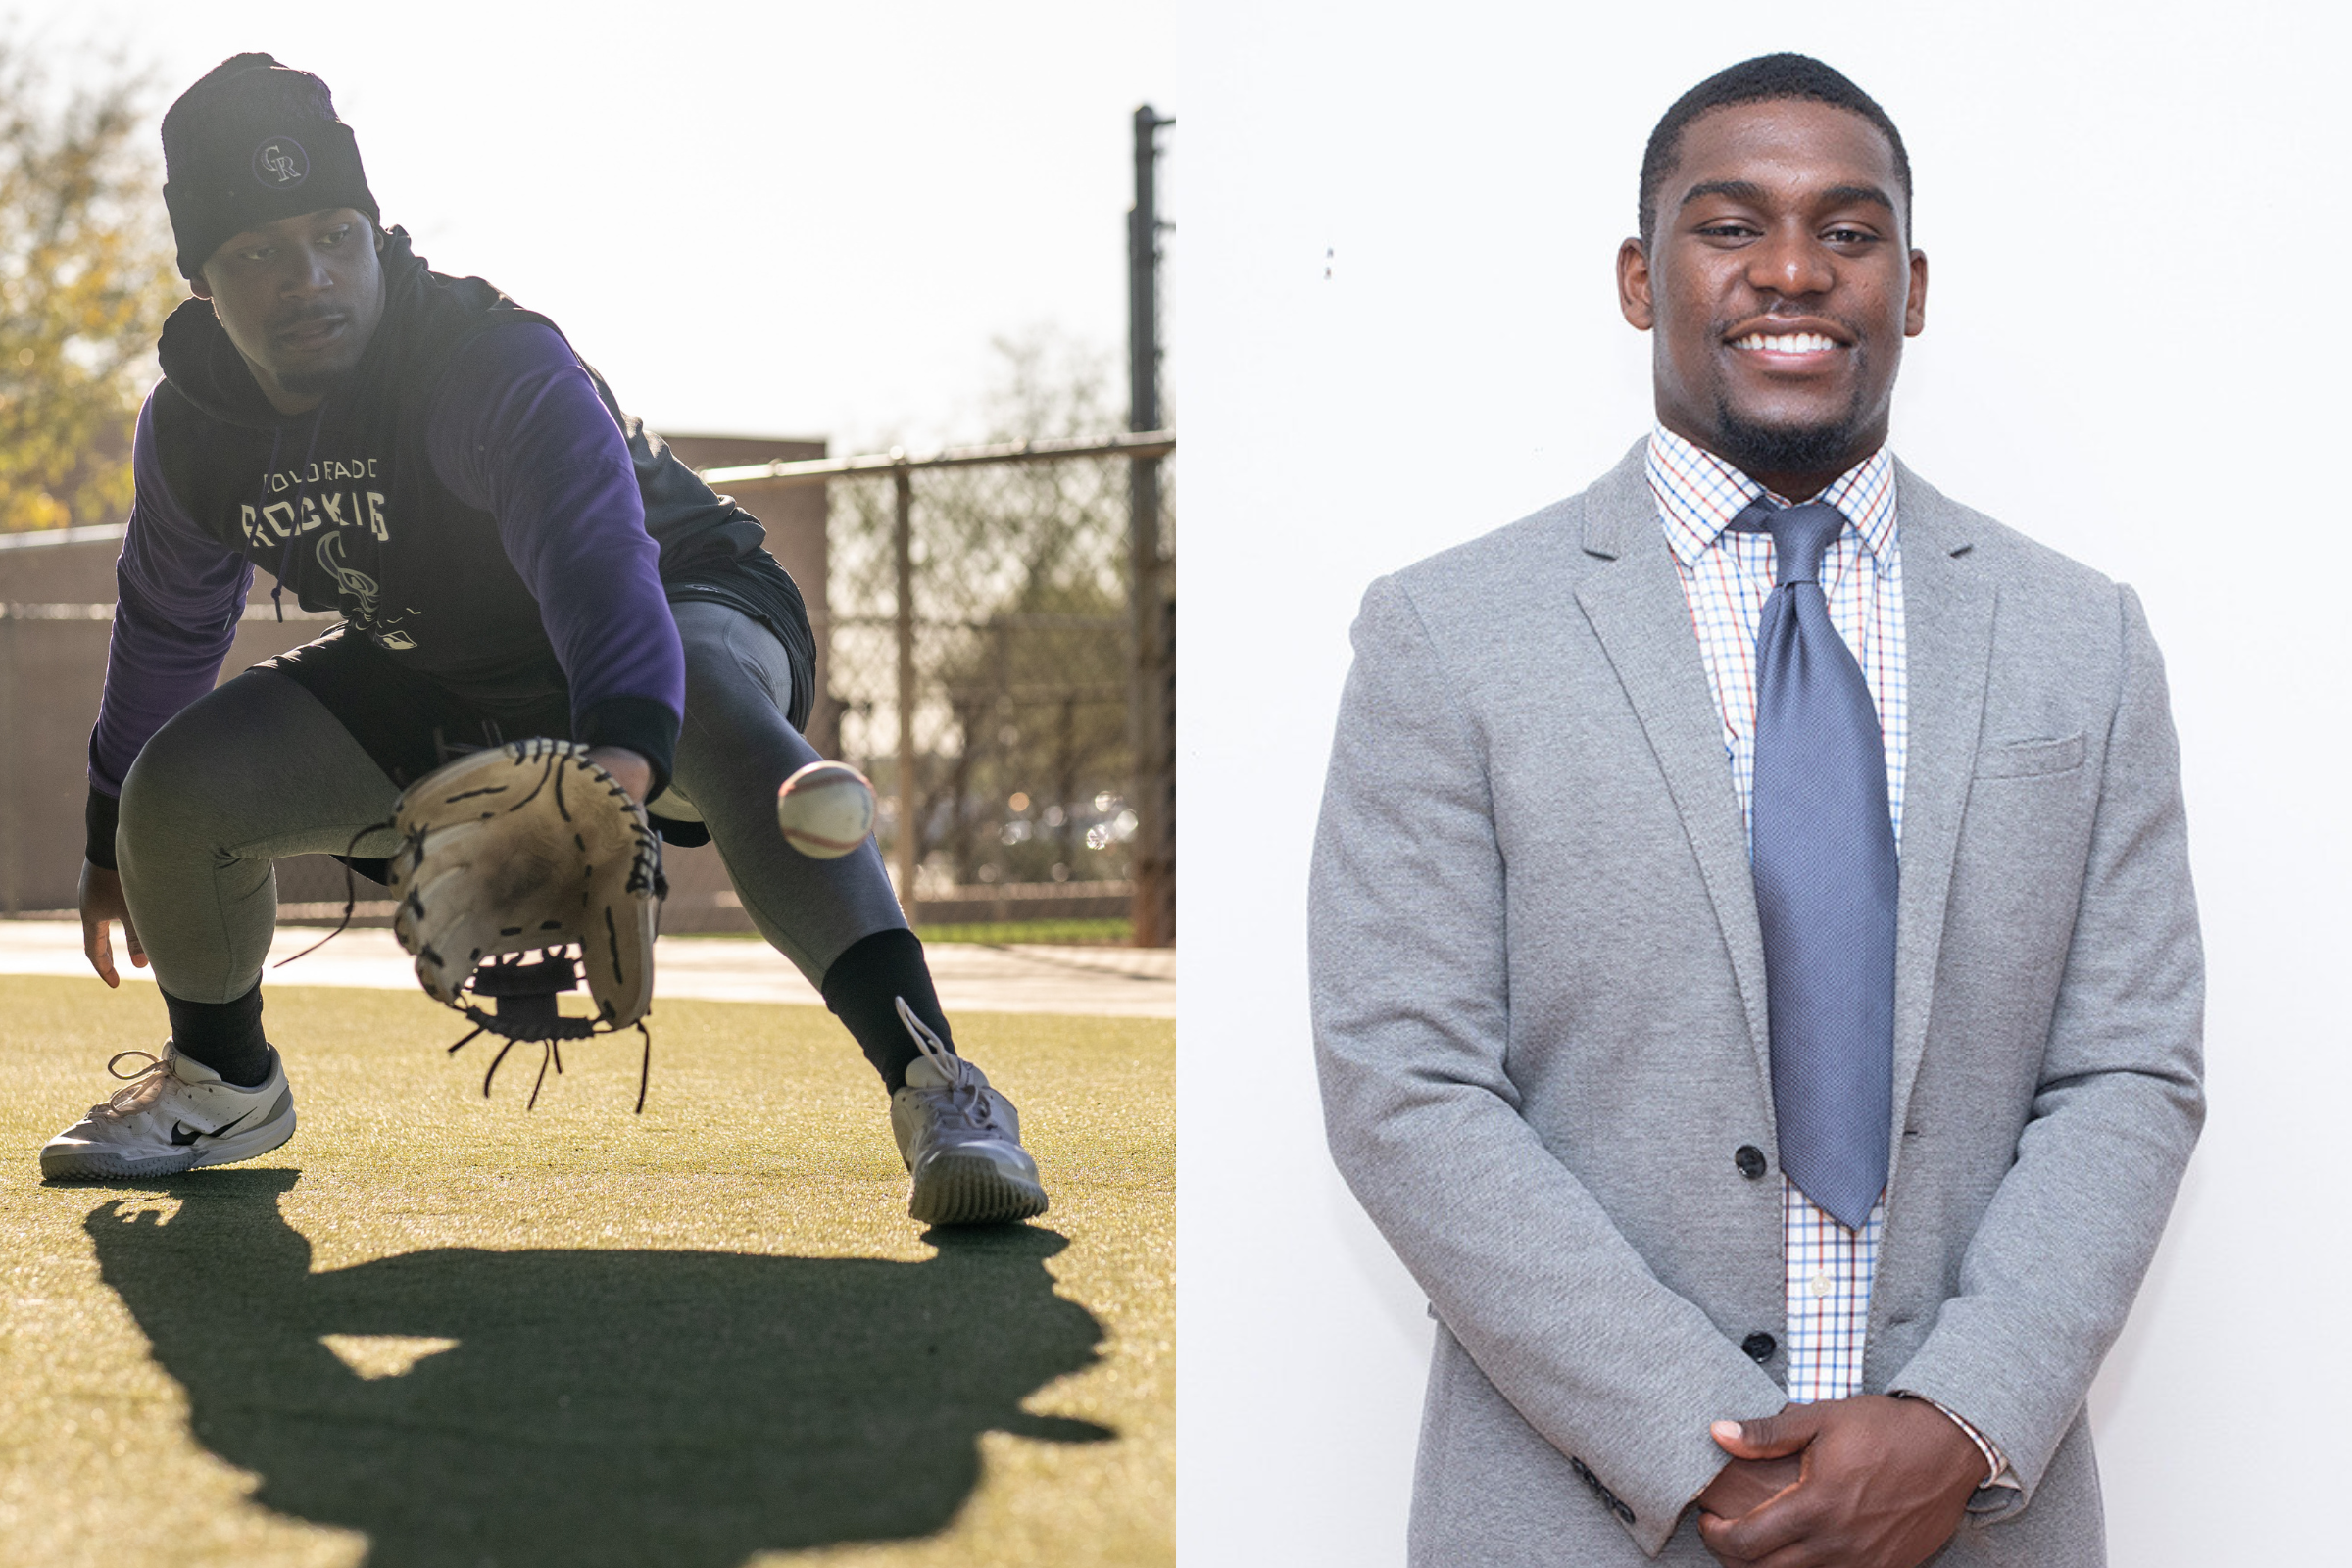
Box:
[821,928,955,1092]
[162,983,271,1088]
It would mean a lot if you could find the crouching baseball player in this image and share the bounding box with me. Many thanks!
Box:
[39,53,1048,1226]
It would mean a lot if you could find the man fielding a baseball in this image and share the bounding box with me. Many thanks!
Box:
[39,53,1048,1227]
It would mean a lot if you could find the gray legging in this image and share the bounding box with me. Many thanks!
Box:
[116,600,906,1004]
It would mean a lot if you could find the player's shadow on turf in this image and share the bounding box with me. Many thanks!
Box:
[86,1169,1111,1568]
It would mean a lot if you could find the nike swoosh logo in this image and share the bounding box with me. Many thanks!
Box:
[171,1108,253,1147]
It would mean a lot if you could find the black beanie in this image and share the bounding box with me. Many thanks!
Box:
[161,53,379,280]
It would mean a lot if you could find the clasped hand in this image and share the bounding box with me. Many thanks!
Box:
[1692,1395,1981,1568]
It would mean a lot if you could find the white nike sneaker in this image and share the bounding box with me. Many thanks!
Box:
[39,1045,297,1180]
[888,999,1048,1225]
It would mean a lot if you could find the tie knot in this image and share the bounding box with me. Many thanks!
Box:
[1738,498,1845,588]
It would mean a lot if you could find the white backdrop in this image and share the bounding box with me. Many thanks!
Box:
[1175,3,2349,1562]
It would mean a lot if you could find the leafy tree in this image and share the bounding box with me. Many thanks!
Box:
[0,40,181,532]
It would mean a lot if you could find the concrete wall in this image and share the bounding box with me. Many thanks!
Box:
[0,525,329,914]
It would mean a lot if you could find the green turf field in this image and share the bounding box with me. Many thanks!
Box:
[0,974,1172,1567]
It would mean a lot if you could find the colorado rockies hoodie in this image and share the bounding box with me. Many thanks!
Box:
[85,228,814,864]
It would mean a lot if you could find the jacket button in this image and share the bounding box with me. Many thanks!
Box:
[1735,1145,1767,1179]
[1741,1332,1777,1361]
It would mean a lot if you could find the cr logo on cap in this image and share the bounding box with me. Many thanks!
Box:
[252,137,309,188]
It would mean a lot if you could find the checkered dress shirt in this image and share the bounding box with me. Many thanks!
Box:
[1646,427,2006,1485]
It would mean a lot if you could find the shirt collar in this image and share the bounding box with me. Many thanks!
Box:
[1645,423,1898,570]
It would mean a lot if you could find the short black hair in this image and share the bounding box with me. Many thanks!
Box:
[1638,53,1911,244]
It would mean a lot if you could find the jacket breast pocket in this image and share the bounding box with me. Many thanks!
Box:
[1972,732,2084,780]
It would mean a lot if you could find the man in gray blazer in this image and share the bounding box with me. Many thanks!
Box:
[1309,54,2203,1568]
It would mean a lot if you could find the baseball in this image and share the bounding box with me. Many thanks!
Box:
[775,760,877,859]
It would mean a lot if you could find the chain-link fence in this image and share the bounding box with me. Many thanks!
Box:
[708,432,1174,943]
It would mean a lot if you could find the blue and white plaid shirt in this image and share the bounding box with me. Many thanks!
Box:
[1646,426,2005,1484]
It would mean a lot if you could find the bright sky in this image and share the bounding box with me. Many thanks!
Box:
[10,0,1172,450]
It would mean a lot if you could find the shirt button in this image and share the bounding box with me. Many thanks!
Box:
[1809,1270,1833,1298]
[1735,1145,1768,1179]
[1741,1332,1777,1362]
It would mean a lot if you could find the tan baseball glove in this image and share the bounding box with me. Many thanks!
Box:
[387,739,665,1042]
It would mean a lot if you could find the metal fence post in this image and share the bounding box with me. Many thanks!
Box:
[892,460,919,917]
[1128,103,1176,947]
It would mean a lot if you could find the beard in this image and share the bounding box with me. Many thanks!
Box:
[1696,323,1886,491]
[1709,391,1870,491]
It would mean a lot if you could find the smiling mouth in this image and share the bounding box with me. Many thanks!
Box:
[1729,331,1844,354]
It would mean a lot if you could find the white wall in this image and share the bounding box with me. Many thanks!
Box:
[1175,3,2350,1561]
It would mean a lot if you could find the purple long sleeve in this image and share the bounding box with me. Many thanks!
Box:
[426,323,684,758]
[87,395,254,799]
[85,323,683,856]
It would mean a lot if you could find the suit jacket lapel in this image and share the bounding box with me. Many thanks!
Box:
[1885,463,1994,1182]
[1573,446,1774,1086]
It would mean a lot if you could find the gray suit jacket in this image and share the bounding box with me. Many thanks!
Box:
[1309,443,2204,1565]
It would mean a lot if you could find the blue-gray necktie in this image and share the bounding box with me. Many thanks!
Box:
[1744,497,1896,1232]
